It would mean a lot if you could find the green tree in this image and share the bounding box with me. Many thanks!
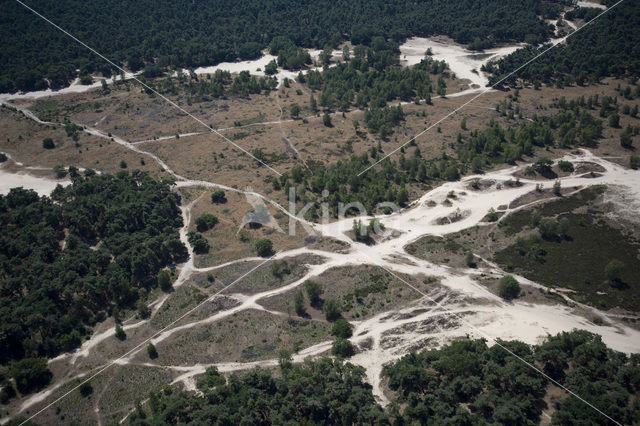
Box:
[271,260,291,280]
[498,275,520,299]
[264,60,278,75]
[605,259,624,284]
[553,180,562,196]
[188,231,210,253]
[211,190,227,203]
[278,348,293,370]
[305,280,323,306]
[115,324,126,341]
[310,94,318,112]
[255,238,274,257]
[608,113,620,128]
[158,269,172,292]
[323,111,332,127]
[294,290,306,316]
[147,343,158,359]
[195,213,219,232]
[137,300,151,319]
[79,381,93,397]
[11,358,52,394]
[289,103,301,118]
[42,138,54,149]
[332,338,355,358]
[323,298,341,321]
[120,160,127,169]
[331,319,353,338]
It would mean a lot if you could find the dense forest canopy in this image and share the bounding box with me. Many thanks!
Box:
[0,0,565,92]
[126,330,640,425]
[0,171,186,363]
[486,0,640,86]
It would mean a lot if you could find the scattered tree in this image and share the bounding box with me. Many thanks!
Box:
[498,275,520,299]
[147,343,158,359]
[305,280,323,306]
[211,190,227,203]
[255,238,274,257]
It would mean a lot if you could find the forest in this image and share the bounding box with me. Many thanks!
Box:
[386,330,640,424]
[0,171,186,366]
[485,1,640,87]
[121,330,639,424]
[0,0,565,92]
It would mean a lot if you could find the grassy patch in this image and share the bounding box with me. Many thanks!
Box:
[495,213,640,311]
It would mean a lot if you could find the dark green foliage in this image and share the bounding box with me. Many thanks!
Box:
[133,358,385,425]
[323,298,341,321]
[331,319,353,338]
[486,208,498,222]
[387,330,640,425]
[137,300,151,319]
[254,238,274,257]
[115,324,126,341]
[79,381,93,397]
[0,172,185,363]
[0,0,558,92]
[332,338,355,358]
[294,290,306,316]
[10,358,52,394]
[187,231,209,254]
[0,153,7,162]
[196,366,225,392]
[210,190,227,204]
[322,111,332,127]
[498,275,520,299]
[270,260,291,280]
[557,160,574,172]
[119,160,127,169]
[630,155,640,170]
[147,343,158,359]
[289,103,300,118]
[157,269,172,292]
[304,280,323,307]
[486,1,640,86]
[195,213,219,232]
[42,137,54,149]
[605,259,624,284]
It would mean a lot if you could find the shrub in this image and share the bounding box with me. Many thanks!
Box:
[11,358,52,394]
[79,381,93,397]
[323,298,341,321]
[195,213,219,232]
[42,138,55,149]
[305,280,323,306]
[188,231,210,253]
[147,343,158,359]
[557,160,574,172]
[255,238,274,257]
[158,269,172,292]
[498,276,520,299]
[331,319,353,338]
[294,291,306,316]
[605,259,624,284]
[211,190,227,203]
[332,338,355,358]
[115,324,126,341]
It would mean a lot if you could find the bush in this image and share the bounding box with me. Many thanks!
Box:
[147,343,158,359]
[270,260,291,280]
[115,324,126,341]
[11,358,52,394]
[605,259,624,284]
[304,280,323,306]
[630,155,640,170]
[498,275,520,299]
[557,160,574,172]
[332,338,355,358]
[0,153,7,162]
[158,269,172,292]
[137,300,151,319]
[42,138,54,149]
[294,290,306,316]
[195,213,219,232]
[323,298,341,321]
[323,111,332,127]
[188,231,210,253]
[255,238,274,257]
[79,381,93,397]
[331,319,353,338]
[211,190,227,203]
[120,160,127,169]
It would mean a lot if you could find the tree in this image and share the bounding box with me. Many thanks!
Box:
[332,338,355,358]
[271,260,291,280]
[115,324,126,341]
[11,358,52,394]
[158,269,172,292]
[331,319,353,338]
[608,113,620,128]
[137,300,151,319]
[53,164,67,178]
[558,161,574,172]
[465,252,476,268]
[188,231,210,253]
[278,348,293,370]
[289,103,301,118]
[323,111,332,127]
[538,218,558,239]
[342,45,350,61]
[620,127,633,149]
[147,343,158,359]
[264,60,278,75]
[396,188,409,206]
[323,298,341,321]
[486,208,498,222]
[255,238,274,257]
[498,275,520,299]
[553,180,562,196]
[310,94,318,112]
[195,213,219,231]
[42,138,54,149]
[305,280,323,306]
[196,366,225,391]
[79,381,93,397]
[605,259,624,284]
[211,190,227,203]
[294,290,306,316]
